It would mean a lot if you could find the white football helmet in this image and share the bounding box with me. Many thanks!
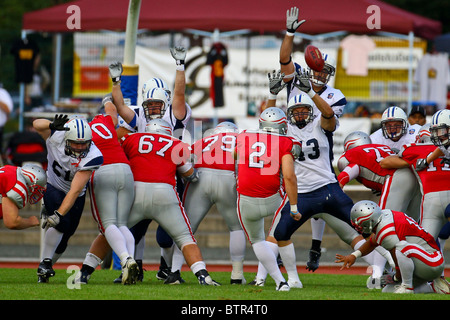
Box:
[430,109,450,148]
[20,164,47,204]
[416,123,431,144]
[63,118,92,158]
[287,93,315,129]
[141,77,171,102]
[343,131,372,151]
[309,53,336,87]
[214,121,239,134]
[259,107,288,135]
[380,106,408,141]
[142,87,170,122]
[350,200,383,234]
[145,119,173,136]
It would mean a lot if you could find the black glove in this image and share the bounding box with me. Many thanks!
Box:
[49,114,69,131]
[441,157,450,166]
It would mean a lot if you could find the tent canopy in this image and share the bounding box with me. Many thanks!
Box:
[22,0,441,39]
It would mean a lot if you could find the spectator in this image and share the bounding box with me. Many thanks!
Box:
[0,85,13,162]
[408,105,427,126]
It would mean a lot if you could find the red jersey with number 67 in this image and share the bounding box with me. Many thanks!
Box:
[90,115,129,166]
[121,132,190,187]
[191,132,237,171]
[236,130,295,198]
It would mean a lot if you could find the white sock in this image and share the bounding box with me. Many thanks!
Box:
[396,249,414,289]
[171,245,185,272]
[252,241,285,286]
[279,243,301,283]
[190,261,206,275]
[104,225,129,265]
[83,252,102,269]
[310,218,326,240]
[119,226,135,257]
[42,227,63,261]
[255,241,278,281]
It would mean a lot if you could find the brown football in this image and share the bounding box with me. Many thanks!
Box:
[304,45,325,71]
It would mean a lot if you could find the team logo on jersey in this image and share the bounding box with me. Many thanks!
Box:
[409,128,416,134]
[327,93,334,99]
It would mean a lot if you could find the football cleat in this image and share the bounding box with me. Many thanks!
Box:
[366,276,382,289]
[230,277,247,285]
[164,270,185,285]
[37,258,55,277]
[288,280,303,288]
[306,249,321,272]
[393,284,414,294]
[276,281,290,291]
[136,259,144,282]
[156,257,170,280]
[196,269,221,286]
[248,278,265,286]
[431,277,450,294]
[73,270,91,285]
[113,272,123,284]
[122,257,139,285]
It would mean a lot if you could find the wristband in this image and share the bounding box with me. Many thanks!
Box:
[176,64,185,71]
[286,31,295,36]
[290,204,298,212]
[351,250,362,259]
[269,94,278,100]
[280,56,292,66]
[306,88,316,99]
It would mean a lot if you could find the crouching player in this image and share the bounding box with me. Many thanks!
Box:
[336,200,449,294]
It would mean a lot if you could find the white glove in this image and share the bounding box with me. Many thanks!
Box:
[415,158,428,171]
[286,7,306,34]
[170,46,187,65]
[294,70,315,98]
[268,70,286,96]
[109,61,123,83]
[42,210,62,229]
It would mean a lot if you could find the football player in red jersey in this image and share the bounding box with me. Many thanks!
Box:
[75,99,137,285]
[236,107,299,291]
[0,164,46,229]
[380,140,450,240]
[338,131,421,222]
[336,200,449,294]
[179,121,247,285]
[121,119,219,286]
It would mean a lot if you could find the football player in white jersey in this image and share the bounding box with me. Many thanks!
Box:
[33,115,103,283]
[370,106,421,153]
[267,8,347,271]
[252,89,389,288]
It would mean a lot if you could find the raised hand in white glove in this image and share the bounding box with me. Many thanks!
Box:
[293,70,315,98]
[109,61,123,83]
[268,70,286,96]
[170,46,187,65]
[286,7,306,34]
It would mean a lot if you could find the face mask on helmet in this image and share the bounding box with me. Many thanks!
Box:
[142,88,169,122]
[287,94,314,129]
[350,200,383,234]
[64,118,93,158]
[309,54,336,87]
[259,107,288,135]
[430,109,450,148]
[381,107,408,141]
[20,164,47,204]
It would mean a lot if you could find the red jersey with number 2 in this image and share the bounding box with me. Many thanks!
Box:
[236,131,294,198]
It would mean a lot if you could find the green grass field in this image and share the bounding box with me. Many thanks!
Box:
[0,268,448,301]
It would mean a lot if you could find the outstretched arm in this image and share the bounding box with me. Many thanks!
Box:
[170,46,187,120]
